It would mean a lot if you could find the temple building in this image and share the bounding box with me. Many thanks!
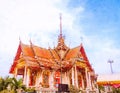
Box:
[9,17,97,92]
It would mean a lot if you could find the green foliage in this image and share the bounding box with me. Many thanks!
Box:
[25,87,36,92]
[10,77,26,91]
[69,85,80,93]
[0,76,26,93]
[98,85,105,93]
[0,89,14,93]
[112,88,120,93]
[0,76,11,91]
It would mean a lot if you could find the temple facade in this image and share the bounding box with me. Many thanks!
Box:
[9,18,97,92]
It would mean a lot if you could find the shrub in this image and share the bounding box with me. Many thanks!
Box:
[69,85,80,93]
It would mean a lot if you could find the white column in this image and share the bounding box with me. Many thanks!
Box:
[36,72,40,87]
[49,71,54,88]
[64,72,68,84]
[67,72,70,86]
[39,70,43,87]
[49,71,51,88]
[62,72,67,84]
[14,67,18,78]
[88,72,92,89]
[85,68,89,88]
[23,66,27,85]
[72,67,75,86]
[65,72,68,84]
[26,68,30,87]
[62,72,65,83]
[85,68,90,93]
[75,65,78,88]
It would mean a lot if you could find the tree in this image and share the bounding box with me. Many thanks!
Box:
[0,76,11,91]
[0,76,26,93]
[10,77,26,93]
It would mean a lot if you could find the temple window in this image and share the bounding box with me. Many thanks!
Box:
[42,70,49,88]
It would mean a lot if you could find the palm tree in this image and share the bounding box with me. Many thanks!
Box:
[0,76,11,91]
[0,76,27,93]
[10,77,26,93]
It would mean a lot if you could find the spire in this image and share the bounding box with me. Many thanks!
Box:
[56,14,69,51]
[59,13,62,38]
[19,36,21,44]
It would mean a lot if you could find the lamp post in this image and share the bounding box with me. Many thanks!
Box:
[108,60,114,74]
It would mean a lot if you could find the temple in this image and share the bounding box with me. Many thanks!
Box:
[9,16,97,92]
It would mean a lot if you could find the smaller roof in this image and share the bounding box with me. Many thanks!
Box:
[97,73,120,85]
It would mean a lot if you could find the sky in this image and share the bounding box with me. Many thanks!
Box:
[0,0,120,77]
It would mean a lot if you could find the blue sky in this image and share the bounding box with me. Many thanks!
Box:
[0,0,120,77]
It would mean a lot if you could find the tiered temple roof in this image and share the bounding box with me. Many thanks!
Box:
[9,15,94,77]
[9,33,94,75]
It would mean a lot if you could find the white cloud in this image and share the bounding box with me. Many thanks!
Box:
[0,0,120,77]
[0,0,84,76]
[85,35,120,74]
